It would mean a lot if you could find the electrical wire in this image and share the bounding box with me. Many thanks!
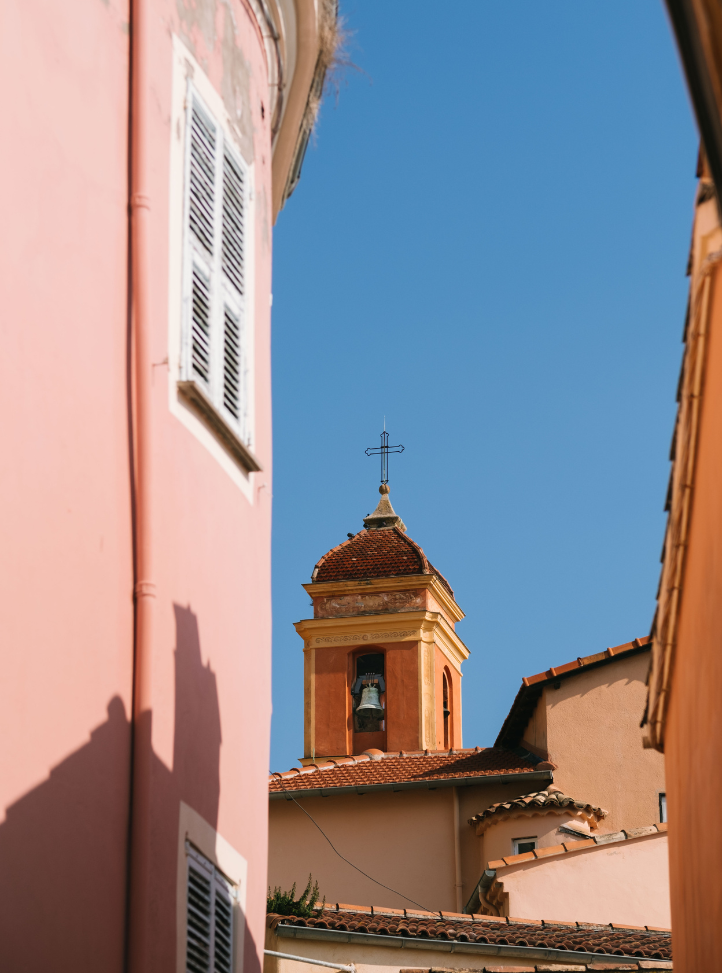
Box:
[275,780,436,915]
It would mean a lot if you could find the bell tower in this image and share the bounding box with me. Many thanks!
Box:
[294,485,469,759]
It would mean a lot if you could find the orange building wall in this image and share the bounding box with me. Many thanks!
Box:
[384,642,422,752]
[306,639,463,758]
[434,651,462,750]
[308,646,352,757]
[309,641,424,757]
[665,256,722,972]
[521,653,665,832]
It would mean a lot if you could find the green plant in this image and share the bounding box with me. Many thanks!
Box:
[267,874,325,917]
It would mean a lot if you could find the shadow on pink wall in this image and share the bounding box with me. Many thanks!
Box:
[0,603,258,973]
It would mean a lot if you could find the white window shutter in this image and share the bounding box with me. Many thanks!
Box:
[186,846,235,973]
[189,104,217,254]
[222,306,242,420]
[191,266,212,385]
[187,859,213,973]
[212,871,234,973]
[221,148,245,295]
[182,85,252,451]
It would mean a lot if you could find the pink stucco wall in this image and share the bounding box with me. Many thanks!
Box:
[0,1,274,970]
[494,832,670,927]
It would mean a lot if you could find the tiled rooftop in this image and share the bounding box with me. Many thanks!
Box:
[495,638,651,750]
[268,906,671,960]
[399,965,671,972]
[269,748,545,796]
[469,787,607,830]
[311,527,453,595]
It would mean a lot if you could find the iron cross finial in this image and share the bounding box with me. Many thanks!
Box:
[365,427,404,485]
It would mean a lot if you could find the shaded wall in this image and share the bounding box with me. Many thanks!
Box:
[269,777,544,914]
[523,654,665,832]
[0,605,235,971]
[665,256,722,971]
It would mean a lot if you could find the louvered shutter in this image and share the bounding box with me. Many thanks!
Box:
[221,148,245,296]
[189,103,216,255]
[186,846,235,973]
[183,86,251,447]
[220,144,248,441]
[212,872,234,973]
[191,267,212,384]
[222,307,242,419]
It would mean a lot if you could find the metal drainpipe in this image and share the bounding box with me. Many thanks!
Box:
[126,0,155,966]
[264,950,355,973]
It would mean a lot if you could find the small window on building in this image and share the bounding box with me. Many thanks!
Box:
[659,793,667,823]
[186,843,234,973]
[180,87,253,454]
[443,670,451,748]
[512,837,537,856]
[351,653,385,733]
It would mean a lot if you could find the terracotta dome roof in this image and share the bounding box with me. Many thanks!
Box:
[311,526,453,595]
[468,785,608,830]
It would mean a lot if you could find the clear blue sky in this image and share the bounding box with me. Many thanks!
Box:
[269,1,697,773]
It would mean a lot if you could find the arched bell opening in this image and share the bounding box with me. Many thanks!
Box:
[443,667,452,749]
[350,649,387,754]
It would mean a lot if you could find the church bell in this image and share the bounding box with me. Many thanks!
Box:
[357,684,384,714]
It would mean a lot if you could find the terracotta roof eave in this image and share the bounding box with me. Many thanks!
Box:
[273,922,664,966]
[269,767,553,800]
[495,639,652,749]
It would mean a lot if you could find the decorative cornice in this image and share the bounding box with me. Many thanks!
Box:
[294,610,470,670]
[303,574,465,624]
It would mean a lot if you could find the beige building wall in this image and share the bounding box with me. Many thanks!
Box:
[268,777,549,914]
[491,832,670,928]
[521,653,665,832]
[264,926,598,973]
[480,810,601,867]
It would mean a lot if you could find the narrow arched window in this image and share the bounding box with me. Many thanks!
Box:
[443,671,451,748]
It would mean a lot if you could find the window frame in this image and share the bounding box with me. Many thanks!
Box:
[179,82,260,474]
[659,792,667,823]
[512,836,537,856]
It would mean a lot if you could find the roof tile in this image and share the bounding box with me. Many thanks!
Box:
[623,827,658,839]
[311,527,453,595]
[503,852,536,865]
[469,788,607,828]
[563,839,596,851]
[534,844,567,858]
[270,747,541,795]
[268,907,672,960]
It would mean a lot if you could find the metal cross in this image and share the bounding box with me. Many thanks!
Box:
[365,427,404,485]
